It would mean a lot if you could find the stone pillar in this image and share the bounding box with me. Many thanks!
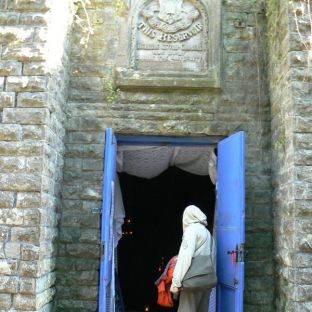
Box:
[267,0,312,310]
[0,0,71,310]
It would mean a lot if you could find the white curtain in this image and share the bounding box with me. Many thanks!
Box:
[114,145,217,246]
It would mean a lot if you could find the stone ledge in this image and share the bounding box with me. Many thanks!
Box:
[114,68,221,90]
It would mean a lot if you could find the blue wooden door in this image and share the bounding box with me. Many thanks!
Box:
[99,128,117,312]
[217,132,245,312]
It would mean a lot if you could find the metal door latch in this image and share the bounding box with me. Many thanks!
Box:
[227,244,247,262]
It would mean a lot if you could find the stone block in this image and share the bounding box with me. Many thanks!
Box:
[0,141,43,156]
[56,285,98,300]
[22,125,45,140]
[59,228,100,244]
[0,156,26,172]
[56,257,99,272]
[4,241,21,258]
[0,293,12,309]
[295,149,312,166]
[0,173,41,192]
[0,209,23,226]
[82,159,103,171]
[0,76,4,91]
[6,76,47,92]
[23,209,41,226]
[66,243,100,259]
[65,144,104,159]
[60,211,100,228]
[13,0,52,11]
[16,192,41,208]
[19,13,49,26]
[297,285,312,301]
[56,270,98,286]
[56,298,98,311]
[0,61,22,76]
[0,226,10,241]
[21,244,40,261]
[70,77,105,92]
[18,260,38,277]
[67,132,105,144]
[80,186,102,200]
[0,276,18,293]
[23,62,47,75]
[11,227,40,244]
[13,293,36,310]
[0,92,15,108]
[19,277,36,294]
[0,26,34,45]
[0,259,18,275]
[0,124,22,141]
[0,191,14,208]
[3,107,50,125]
[2,45,46,62]
[17,92,48,107]
[0,12,19,25]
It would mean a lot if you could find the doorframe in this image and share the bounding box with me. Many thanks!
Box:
[115,133,220,311]
[116,134,223,146]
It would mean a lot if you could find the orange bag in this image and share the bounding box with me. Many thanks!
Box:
[156,256,178,307]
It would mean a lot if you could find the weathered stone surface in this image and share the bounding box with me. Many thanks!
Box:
[0,92,15,108]
[0,293,12,309]
[2,45,46,62]
[0,61,22,76]
[0,173,41,191]
[0,226,10,241]
[16,192,41,208]
[0,156,25,172]
[20,277,36,294]
[11,227,40,244]
[21,244,40,261]
[66,244,99,259]
[22,125,45,140]
[6,76,47,92]
[13,293,36,310]
[19,13,49,26]
[0,76,4,91]
[0,209,23,226]
[0,191,14,208]
[13,0,52,11]
[3,107,50,125]
[18,260,38,277]
[23,62,47,75]
[0,11,19,25]
[0,124,22,141]
[17,92,48,107]
[0,26,34,45]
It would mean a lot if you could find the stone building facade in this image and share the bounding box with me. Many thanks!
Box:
[0,0,310,311]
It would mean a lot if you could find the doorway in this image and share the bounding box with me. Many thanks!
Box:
[118,166,216,311]
[115,142,217,311]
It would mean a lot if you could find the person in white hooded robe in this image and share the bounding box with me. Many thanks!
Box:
[170,205,216,312]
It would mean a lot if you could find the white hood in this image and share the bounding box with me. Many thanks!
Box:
[182,205,207,232]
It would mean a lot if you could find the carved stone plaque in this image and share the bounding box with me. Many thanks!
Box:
[131,0,209,72]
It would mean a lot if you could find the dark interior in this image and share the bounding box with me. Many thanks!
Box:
[117,166,216,312]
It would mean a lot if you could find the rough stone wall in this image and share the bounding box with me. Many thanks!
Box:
[0,1,71,311]
[56,0,274,311]
[266,0,312,311]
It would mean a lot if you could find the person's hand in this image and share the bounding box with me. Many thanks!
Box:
[170,285,180,295]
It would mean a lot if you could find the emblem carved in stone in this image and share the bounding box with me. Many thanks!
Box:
[141,0,200,33]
